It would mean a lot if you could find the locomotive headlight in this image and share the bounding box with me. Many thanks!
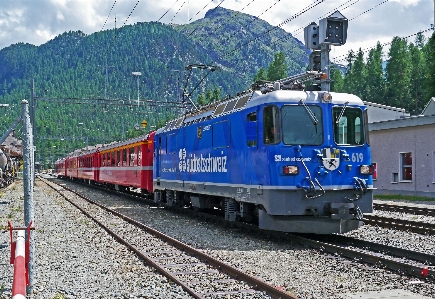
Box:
[359,165,374,175]
[283,165,299,175]
[322,92,332,102]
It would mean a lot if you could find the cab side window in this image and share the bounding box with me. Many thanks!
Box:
[263,105,280,144]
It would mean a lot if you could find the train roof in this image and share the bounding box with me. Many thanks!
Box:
[61,133,154,159]
[158,89,364,134]
[246,90,363,108]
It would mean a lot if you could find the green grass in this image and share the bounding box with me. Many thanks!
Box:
[375,194,435,202]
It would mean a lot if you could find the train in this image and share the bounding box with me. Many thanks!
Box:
[54,73,374,234]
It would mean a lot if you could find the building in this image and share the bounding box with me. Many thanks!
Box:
[368,98,435,198]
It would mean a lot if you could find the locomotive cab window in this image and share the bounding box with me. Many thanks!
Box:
[333,107,364,145]
[263,105,280,144]
[282,105,323,145]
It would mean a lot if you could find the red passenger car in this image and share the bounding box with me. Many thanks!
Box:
[65,156,78,179]
[76,150,98,183]
[97,133,154,193]
[54,158,66,178]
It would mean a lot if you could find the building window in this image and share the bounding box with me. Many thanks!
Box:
[400,152,412,181]
[392,173,398,183]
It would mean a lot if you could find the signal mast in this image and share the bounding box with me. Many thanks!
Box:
[303,11,348,92]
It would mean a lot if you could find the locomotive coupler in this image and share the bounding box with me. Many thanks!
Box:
[325,203,358,220]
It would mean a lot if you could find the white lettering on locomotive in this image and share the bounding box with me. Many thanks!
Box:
[179,148,228,173]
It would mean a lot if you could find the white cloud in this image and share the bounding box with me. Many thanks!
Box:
[56,11,65,21]
[0,0,432,58]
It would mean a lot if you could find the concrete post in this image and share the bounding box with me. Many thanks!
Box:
[21,100,34,294]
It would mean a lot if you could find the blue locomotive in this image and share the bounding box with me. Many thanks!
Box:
[153,74,373,234]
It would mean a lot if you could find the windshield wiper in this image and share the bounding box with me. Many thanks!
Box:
[299,99,318,125]
[336,101,349,124]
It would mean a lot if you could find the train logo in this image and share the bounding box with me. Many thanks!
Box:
[322,148,340,171]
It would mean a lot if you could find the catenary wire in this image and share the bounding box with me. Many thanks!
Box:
[157,0,180,22]
[101,1,118,31]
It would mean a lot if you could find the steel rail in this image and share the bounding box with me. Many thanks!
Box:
[290,234,434,279]
[364,214,435,235]
[41,179,205,299]
[374,203,435,217]
[41,177,299,299]
[309,234,435,265]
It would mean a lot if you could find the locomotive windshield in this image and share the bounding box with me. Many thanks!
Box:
[333,107,365,145]
[281,105,323,145]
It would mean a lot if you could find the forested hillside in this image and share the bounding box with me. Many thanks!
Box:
[0,5,434,168]
[0,7,308,167]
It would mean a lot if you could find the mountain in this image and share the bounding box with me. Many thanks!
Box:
[0,7,309,168]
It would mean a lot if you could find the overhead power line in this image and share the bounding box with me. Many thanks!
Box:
[169,1,187,25]
[292,0,360,36]
[157,0,180,22]
[186,0,227,37]
[219,0,325,61]
[264,0,390,62]
[114,0,141,39]
[188,0,216,22]
[101,1,117,31]
[204,0,258,38]
[349,0,389,21]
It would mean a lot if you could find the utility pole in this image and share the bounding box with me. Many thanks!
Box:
[22,100,34,294]
[98,62,115,99]
[132,72,142,107]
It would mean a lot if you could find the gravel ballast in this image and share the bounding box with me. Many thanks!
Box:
[1,179,435,299]
[0,180,192,299]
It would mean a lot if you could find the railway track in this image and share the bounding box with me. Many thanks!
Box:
[43,177,435,283]
[297,234,435,279]
[40,177,298,299]
[374,202,435,217]
[363,214,435,235]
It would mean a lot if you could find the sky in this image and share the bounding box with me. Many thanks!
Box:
[0,0,433,62]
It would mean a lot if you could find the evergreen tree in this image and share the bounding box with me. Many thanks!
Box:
[408,42,426,114]
[415,31,426,49]
[351,48,367,99]
[197,93,207,105]
[330,66,344,92]
[365,42,385,103]
[267,52,288,81]
[343,49,356,94]
[253,67,268,83]
[424,32,435,101]
[385,37,411,108]
[212,86,221,102]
